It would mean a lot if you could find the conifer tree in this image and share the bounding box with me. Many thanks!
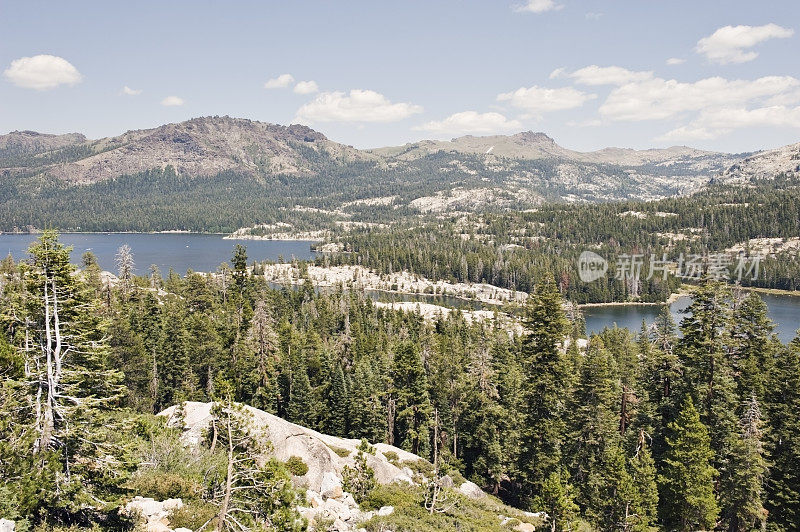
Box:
[326,363,349,437]
[659,397,719,531]
[623,431,659,532]
[722,395,768,531]
[728,291,776,403]
[519,275,571,496]
[287,365,313,427]
[764,334,800,530]
[392,340,432,455]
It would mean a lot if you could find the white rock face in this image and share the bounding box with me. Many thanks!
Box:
[458,480,488,500]
[0,519,15,532]
[719,142,800,184]
[121,497,184,532]
[158,402,422,495]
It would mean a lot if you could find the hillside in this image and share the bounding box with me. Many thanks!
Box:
[0,116,796,232]
[717,141,800,184]
[0,116,372,185]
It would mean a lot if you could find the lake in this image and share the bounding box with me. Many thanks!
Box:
[584,294,800,345]
[3,232,798,343]
[0,233,317,275]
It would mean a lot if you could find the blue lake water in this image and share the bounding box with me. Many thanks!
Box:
[584,294,800,345]
[0,233,317,275]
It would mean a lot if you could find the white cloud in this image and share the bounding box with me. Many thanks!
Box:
[666,57,686,65]
[294,89,423,123]
[549,67,566,79]
[600,75,800,122]
[122,85,142,96]
[569,65,653,86]
[161,96,184,106]
[696,23,793,64]
[497,85,595,114]
[585,12,603,20]
[414,111,522,135]
[293,80,319,94]
[660,105,800,141]
[513,0,562,14]
[3,54,82,90]
[264,73,295,89]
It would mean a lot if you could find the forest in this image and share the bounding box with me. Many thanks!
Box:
[1,232,799,531]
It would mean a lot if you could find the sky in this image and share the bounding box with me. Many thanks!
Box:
[1,0,799,153]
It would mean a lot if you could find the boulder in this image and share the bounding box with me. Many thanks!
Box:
[122,497,184,531]
[0,519,14,532]
[159,402,423,496]
[377,506,395,517]
[514,523,536,532]
[439,474,454,488]
[458,480,487,500]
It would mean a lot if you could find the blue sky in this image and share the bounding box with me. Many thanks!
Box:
[1,0,799,152]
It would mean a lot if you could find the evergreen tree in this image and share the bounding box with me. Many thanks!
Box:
[729,291,776,403]
[0,231,129,520]
[623,431,659,532]
[535,470,579,532]
[764,334,800,530]
[392,341,432,456]
[519,275,571,497]
[326,363,349,437]
[287,366,314,427]
[722,395,768,532]
[659,397,719,531]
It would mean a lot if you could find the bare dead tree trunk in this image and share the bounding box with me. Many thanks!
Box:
[216,407,234,532]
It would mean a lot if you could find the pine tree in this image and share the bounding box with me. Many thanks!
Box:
[728,291,776,403]
[326,363,349,437]
[535,470,579,532]
[392,341,432,455]
[722,395,768,532]
[659,397,719,531]
[287,365,313,427]
[519,275,571,497]
[0,231,129,519]
[623,431,659,532]
[764,335,800,530]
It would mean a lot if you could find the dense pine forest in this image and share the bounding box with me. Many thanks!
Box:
[321,175,800,301]
[2,232,799,531]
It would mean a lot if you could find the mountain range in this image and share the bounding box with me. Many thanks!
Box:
[1,116,797,231]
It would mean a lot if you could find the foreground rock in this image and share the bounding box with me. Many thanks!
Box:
[159,402,419,495]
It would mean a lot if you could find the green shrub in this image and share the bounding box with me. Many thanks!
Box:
[382,450,399,465]
[126,470,203,500]
[399,458,435,479]
[168,500,218,530]
[361,483,420,511]
[284,456,309,477]
[329,445,351,457]
[342,446,377,504]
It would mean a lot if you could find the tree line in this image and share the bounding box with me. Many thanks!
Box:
[1,234,799,530]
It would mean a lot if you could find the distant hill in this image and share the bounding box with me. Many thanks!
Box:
[0,116,796,232]
[0,116,372,185]
[716,141,800,184]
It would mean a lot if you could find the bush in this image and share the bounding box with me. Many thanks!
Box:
[361,483,420,511]
[342,444,377,503]
[168,500,219,530]
[284,456,309,477]
[126,470,202,500]
[382,450,399,465]
[400,458,435,479]
[329,445,351,457]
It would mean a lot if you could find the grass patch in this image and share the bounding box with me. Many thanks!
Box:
[328,445,351,458]
[361,483,545,532]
